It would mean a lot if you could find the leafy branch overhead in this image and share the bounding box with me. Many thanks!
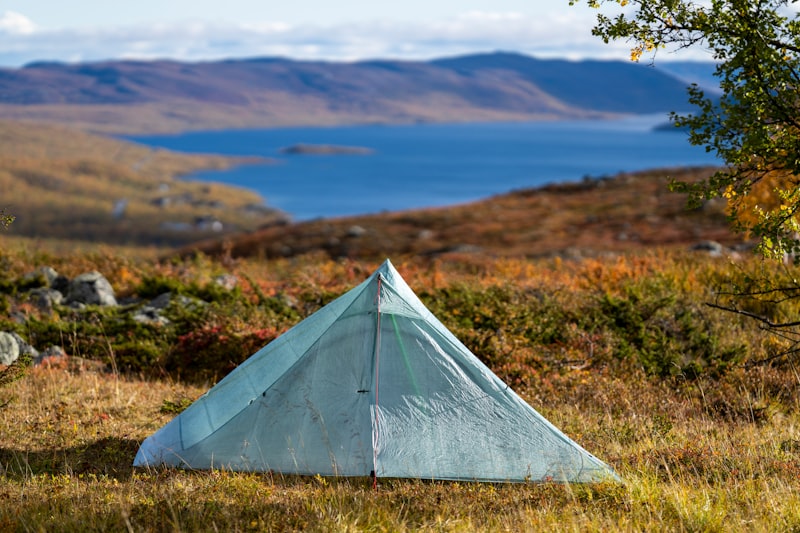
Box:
[572,0,800,260]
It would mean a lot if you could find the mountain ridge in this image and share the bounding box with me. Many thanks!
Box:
[0,51,711,134]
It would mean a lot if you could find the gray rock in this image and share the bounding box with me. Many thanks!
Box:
[148,292,205,311]
[0,332,20,365]
[214,274,238,290]
[28,287,64,311]
[130,292,206,325]
[66,271,117,306]
[10,332,38,359]
[131,307,170,326]
[24,266,60,286]
[51,275,70,294]
[690,240,724,257]
[35,345,67,366]
[347,225,367,238]
[131,293,171,325]
[148,292,174,310]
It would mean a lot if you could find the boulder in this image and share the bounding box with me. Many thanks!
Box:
[28,287,64,311]
[10,332,38,359]
[0,332,20,365]
[148,292,205,311]
[66,271,118,306]
[148,292,174,310]
[51,275,70,294]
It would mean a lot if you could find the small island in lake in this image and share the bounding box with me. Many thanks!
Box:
[278,143,375,155]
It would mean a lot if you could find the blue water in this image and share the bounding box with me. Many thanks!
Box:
[129,115,719,220]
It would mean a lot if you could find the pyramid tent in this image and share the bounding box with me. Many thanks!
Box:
[134,260,617,482]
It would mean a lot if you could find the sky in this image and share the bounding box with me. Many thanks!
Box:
[0,1,715,67]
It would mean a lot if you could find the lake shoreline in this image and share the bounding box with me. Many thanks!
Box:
[129,116,718,221]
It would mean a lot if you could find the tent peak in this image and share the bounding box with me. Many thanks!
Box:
[377,258,395,273]
[371,259,401,284]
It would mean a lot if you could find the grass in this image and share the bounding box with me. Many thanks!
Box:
[2,358,800,531]
[1,248,800,531]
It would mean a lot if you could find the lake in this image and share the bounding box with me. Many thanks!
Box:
[129,115,719,221]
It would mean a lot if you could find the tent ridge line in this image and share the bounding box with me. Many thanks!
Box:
[371,273,383,486]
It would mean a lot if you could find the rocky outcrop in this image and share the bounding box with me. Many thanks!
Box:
[1,267,119,366]
[23,268,116,311]
[2,265,240,370]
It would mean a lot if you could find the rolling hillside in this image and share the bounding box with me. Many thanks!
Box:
[0,120,286,248]
[177,166,740,262]
[0,52,707,134]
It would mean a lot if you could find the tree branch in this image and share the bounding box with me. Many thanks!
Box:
[705,301,800,328]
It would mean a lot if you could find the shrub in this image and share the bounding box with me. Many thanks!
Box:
[580,280,747,378]
[134,274,242,304]
[166,324,283,382]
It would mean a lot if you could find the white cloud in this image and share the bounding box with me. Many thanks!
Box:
[241,21,292,33]
[0,11,37,35]
[0,12,712,68]
[456,11,526,22]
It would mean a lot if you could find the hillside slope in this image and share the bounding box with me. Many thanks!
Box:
[0,52,704,134]
[0,120,285,247]
[178,166,740,261]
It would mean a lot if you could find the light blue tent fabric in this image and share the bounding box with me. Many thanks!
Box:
[134,259,617,482]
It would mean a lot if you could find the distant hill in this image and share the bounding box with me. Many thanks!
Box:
[654,61,721,95]
[0,52,711,134]
[431,53,696,114]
